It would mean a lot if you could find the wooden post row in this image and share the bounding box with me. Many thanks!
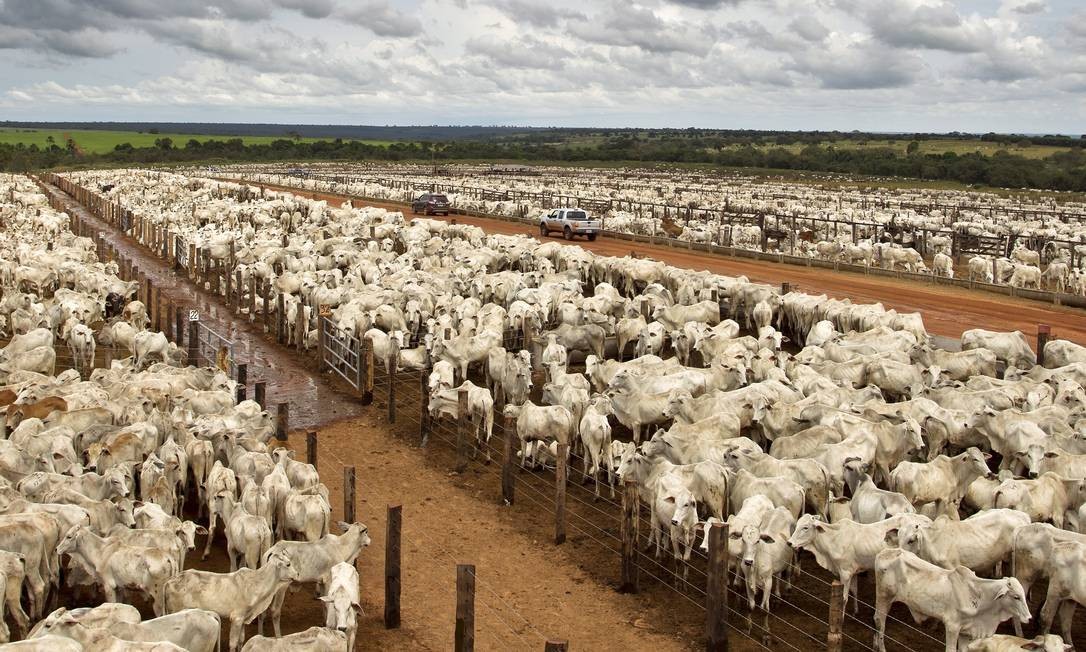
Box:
[255,381,266,409]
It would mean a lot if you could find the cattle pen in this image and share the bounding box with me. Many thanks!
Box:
[33,170,1082,652]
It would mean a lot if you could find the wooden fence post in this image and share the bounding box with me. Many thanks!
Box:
[545,641,569,652]
[276,293,286,344]
[455,564,475,652]
[456,388,470,472]
[419,371,431,446]
[343,466,356,523]
[385,504,402,630]
[306,431,317,469]
[827,580,844,652]
[187,319,199,367]
[387,346,398,424]
[620,480,639,593]
[255,381,266,409]
[1037,324,1050,366]
[706,521,730,651]
[502,414,516,505]
[263,282,272,332]
[555,443,568,545]
[361,342,374,405]
[248,276,256,322]
[781,282,791,295]
[275,402,289,441]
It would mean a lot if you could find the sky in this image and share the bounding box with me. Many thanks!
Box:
[0,0,1083,133]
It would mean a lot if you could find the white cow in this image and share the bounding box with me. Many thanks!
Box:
[874,548,1031,652]
[321,562,360,651]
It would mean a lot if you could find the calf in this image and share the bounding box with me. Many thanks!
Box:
[164,550,299,652]
[260,522,371,637]
[57,524,178,617]
[240,627,347,652]
[215,493,272,571]
[739,506,795,612]
[788,513,909,614]
[321,561,361,651]
[503,401,574,469]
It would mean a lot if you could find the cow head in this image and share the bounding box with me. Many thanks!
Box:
[666,487,698,531]
[787,514,824,551]
[739,525,774,569]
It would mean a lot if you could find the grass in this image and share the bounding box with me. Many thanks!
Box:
[0,128,393,154]
[719,138,1071,160]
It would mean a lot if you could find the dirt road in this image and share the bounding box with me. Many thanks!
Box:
[253,181,1086,345]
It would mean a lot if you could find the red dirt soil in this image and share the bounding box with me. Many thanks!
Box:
[250,182,1086,346]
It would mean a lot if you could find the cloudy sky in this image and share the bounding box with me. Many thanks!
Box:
[0,0,1082,133]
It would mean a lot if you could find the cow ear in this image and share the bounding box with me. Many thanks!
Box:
[1044,451,1059,458]
[759,534,775,544]
[318,596,333,603]
[664,496,676,503]
[884,528,899,545]
[195,525,208,535]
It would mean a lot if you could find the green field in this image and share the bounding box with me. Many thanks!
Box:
[0,128,392,154]
[720,138,1070,159]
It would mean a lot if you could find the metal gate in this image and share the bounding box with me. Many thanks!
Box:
[318,317,364,391]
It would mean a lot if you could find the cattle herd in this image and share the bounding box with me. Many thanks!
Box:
[216,163,1086,295]
[0,166,1084,651]
[0,175,368,651]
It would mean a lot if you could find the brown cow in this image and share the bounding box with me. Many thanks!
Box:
[6,396,68,429]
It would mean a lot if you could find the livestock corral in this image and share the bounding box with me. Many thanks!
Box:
[213,163,1086,304]
[1,166,1085,652]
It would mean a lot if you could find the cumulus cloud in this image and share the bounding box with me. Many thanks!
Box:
[483,0,584,27]
[0,0,1082,131]
[338,1,423,37]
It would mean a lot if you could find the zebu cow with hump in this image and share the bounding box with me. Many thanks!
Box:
[874,548,1031,652]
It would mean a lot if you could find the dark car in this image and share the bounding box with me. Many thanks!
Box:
[411,193,451,216]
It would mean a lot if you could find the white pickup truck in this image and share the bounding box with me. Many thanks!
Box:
[538,208,603,241]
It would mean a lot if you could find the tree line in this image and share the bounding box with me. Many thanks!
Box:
[2,133,1084,192]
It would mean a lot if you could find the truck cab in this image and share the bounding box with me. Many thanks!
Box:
[539,208,602,241]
